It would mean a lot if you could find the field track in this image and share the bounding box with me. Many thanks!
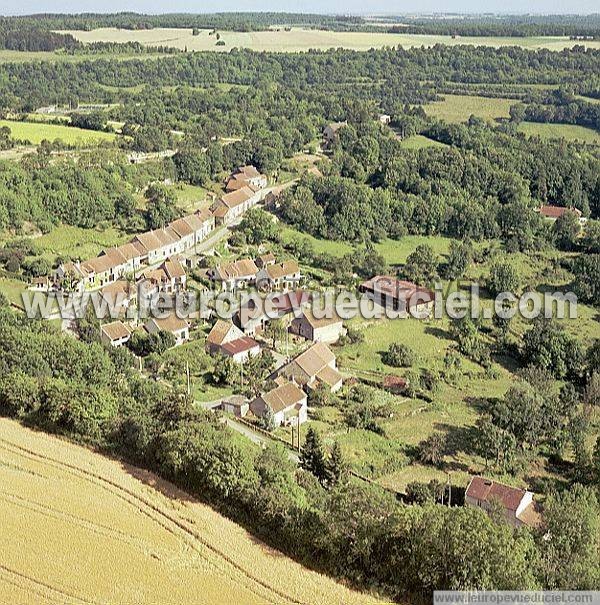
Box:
[0,418,385,605]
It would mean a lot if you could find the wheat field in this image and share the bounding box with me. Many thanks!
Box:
[0,418,386,605]
[60,27,600,53]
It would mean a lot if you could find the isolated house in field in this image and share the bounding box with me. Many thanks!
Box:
[206,319,261,363]
[250,381,308,427]
[211,258,258,291]
[221,394,250,418]
[359,275,435,316]
[536,204,586,225]
[144,315,189,346]
[277,342,343,393]
[322,121,347,146]
[100,320,131,347]
[378,113,391,125]
[225,165,267,192]
[465,476,541,528]
[211,186,262,226]
[256,260,301,291]
[289,307,344,344]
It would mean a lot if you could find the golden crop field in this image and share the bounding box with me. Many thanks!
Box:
[0,418,385,605]
[59,27,600,53]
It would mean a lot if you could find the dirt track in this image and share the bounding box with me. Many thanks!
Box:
[0,418,385,605]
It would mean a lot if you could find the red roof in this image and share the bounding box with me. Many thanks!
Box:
[272,289,312,314]
[221,336,260,356]
[466,477,526,511]
[360,276,434,308]
[539,205,582,219]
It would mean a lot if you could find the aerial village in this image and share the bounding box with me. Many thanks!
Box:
[31,126,547,527]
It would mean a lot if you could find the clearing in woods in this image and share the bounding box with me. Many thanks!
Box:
[0,120,116,145]
[60,27,600,52]
[0,418,384,605]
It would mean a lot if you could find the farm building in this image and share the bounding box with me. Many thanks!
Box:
[359,275,435,316]
[250,381,308,427]
[221,394,250,418]
[465,477,541,528]
[536,204,586,224]
[289,307,344,344]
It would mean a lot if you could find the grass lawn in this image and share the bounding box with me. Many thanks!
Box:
[517,122,600,144]
[280,225,353,257]
[375,235,453,266]
[34,225,128,261]
[399,134,447,150]
[424,94,515,123]
[61,28,600,52]
[0,120,117,145]
[0,276,27,309]
[170,183,211,212]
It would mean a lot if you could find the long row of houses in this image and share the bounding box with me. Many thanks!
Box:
[52,165,268,293]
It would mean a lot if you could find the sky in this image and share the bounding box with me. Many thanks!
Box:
[1,1,598,16]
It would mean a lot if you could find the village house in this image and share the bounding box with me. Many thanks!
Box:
[225,165,268,192]
[256,260,301,291]
[255,251,276,269]
[169,210,215,250]
[537,204,586,225]
[236,290,312,336]
[206,319,261,363]
[138,257,187,298]
[250,381,308,427]
[131,227,183,266]
[210,258,259,291]
[289,307,345,344]
[322,121,347,146]
[99,279,137,318]
[56,247,131,291]
[465,476,541,528]
[359,275,435,316]
[220,394,250,418]
[211,186,262,226]
[100,320,131,348]
[144,315,190,346]
[277,341,343,393]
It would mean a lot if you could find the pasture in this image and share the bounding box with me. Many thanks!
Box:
[424,94,514,123]
[0,119,117,145]
[399,134,447,150]
[0,418,382,605]
[61,27,600,53]
[517,121,600,144]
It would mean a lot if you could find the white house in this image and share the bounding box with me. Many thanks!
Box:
[250,381,308,427]
[211,258,258,291]
[144,315,190,346]
[465,477,541,528]
[100,320,131,347]
[256,260,301,291]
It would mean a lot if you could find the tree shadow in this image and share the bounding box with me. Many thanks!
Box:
[424,325,453,341]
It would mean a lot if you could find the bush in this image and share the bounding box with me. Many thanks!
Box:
[382,343,415,367]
